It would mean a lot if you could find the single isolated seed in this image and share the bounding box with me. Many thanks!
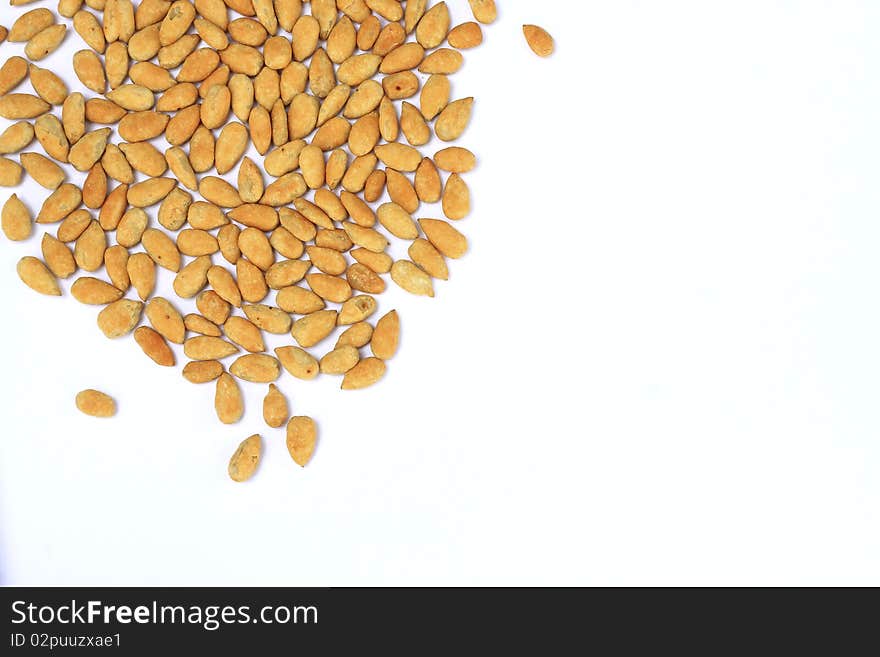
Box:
[286,416,317,467]
[75,390,117,418]
[228,434,261,482]
[523,24,555,58]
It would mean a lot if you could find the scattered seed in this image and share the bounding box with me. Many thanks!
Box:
[75,390,117,418]
[0,0,496,477]
[228,434,261,482]
[523,24,555,58]
[286,416,317,466]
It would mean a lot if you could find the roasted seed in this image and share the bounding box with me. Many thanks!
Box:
[75,390,116,418]
[228,434,261,482]
[286,416,317,466]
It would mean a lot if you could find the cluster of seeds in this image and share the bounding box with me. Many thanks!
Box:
[0,0,550,482]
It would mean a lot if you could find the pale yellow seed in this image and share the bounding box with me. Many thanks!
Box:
[390,260,434,297]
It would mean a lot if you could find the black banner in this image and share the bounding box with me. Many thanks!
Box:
[0,587,873,651]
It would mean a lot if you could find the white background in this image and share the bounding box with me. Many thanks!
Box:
[1,0,879,586]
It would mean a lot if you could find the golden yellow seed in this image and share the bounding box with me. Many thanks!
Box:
[337,295,377,325]
[230,354,281,383]
[71,276,123,305]
[380,42,425,74]
[409,238,448,280]
[2,194,32,241]
[146,296,186,344]
[128,24,162,62]
[82,164,107,209]
[442,173,471,220]
[0,121,35,155]
[183,360,224,383]
[68,128,111,172]
[416,1,450,49]
[76,390,117,418]
[29,64,68,105]
[173,255,212,299]
[341,357,386,390]
[97,299,143,338]
[468,0,497,24]
[420,74,449,121]
[236,258,269,303]
[286,416,317,466]
[185,314,221,338]
[373,22,405,56]
[127,252,156,300]
[25,24,68,61]
[134,326,176,366]
[9,9,55,42]
[185,335,239,361]
[275,345,320,380]
[375,143,420,172]
[20,152,65,190]
[0,57,30,97]
[17,256,61,296]
[320,344,360,375]
[291,309,338,348]
[70,51,106,95]
[97,184,127,230]
[523,24,555,58]
[371,310,400,360]
[32,114,67,162]
[448,22,483,49]
[228,434,262,482]
[377,202,418,240]
[263,384,288,428]
[36,184,81,224]
[74,220,106,272]
[104,245,130,291]
[435,97,474,142]
[404,0,427,33]
[347,262,386,294]
[0,94,50,120]
[0,157,23,187]
[215,372,244,424]
[336,321,373,349]
[41,233,76,279]
[142,227,182,271]
[351,248,393,274]
[357,14,380,50]
[418,48,463,75]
